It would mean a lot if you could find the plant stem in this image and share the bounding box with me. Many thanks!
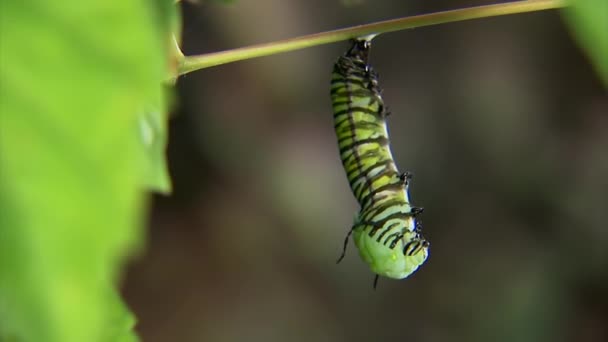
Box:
[178,0,566,76]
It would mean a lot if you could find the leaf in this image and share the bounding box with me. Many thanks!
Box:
[562,0,608,86]
[0,1,172,341]
[138,0,180,194]
[138,105,172,194]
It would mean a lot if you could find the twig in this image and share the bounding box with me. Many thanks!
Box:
[177,0,567,76]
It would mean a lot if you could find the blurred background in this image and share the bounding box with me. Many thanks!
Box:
[121,1,608,341]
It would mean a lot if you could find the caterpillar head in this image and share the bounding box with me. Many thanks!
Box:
[354,228,429,280]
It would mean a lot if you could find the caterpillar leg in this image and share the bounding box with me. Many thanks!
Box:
[411,206,425,216]
[383,106,392,117]
[414,220,424,234]
[336,227,354,264]
[399,171,413,185]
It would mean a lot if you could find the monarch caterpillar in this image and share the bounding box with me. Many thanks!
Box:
[331,38,429,286]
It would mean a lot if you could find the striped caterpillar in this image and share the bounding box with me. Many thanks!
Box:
[331,38,429,286]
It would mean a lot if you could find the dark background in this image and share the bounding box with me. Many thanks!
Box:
[122,1,608,341]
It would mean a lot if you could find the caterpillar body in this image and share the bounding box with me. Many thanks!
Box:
[331,38,429,283]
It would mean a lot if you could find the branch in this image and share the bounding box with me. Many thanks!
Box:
[177,0,567,76]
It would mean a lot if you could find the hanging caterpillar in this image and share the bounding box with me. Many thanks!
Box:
[331,38,429,286]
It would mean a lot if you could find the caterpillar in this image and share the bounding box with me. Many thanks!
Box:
[331,38,429,286]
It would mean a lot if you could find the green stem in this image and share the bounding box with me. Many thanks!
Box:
[178,0,567,76]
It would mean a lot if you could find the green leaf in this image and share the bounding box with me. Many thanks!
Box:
[0,0,172,341]
[138,0,179,194]
[562,0,608,86]
[138,105,172,194]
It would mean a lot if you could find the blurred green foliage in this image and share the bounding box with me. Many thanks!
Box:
[563,0,608,85]
[0,0,176,341]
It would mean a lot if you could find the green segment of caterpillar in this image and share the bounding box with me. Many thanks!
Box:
[331,38,429,281]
